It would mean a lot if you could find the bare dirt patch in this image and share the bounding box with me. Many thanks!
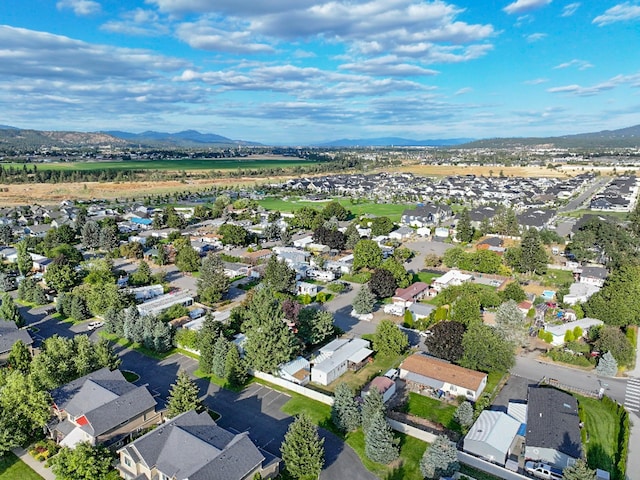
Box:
[394,164,574,178]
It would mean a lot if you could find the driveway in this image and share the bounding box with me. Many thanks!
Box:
[120,348,375,480]
[404,239,454,273]
[322,283,378,337]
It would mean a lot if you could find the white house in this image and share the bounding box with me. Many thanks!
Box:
[563,282,601,306]
[129,284,164,301]
[293,235,314,249]
[432,269,472,292]
[361,376,396,403]
[544,317,603,346]
[389,226,413,241]
[311,338,372,386]
[463,410,521,466]
[278,356,311,385]
[296,281,318,297]
[137,291,194,317]
[399,352,487,401]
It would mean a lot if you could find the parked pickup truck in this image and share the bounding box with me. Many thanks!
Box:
[525,461,563,480]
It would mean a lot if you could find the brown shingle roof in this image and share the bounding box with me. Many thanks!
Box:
[393,282,429,301]
[400,353,486,391]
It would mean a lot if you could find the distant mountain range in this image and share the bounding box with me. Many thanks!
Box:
[1,124,640,149]
[317,137,474,147]
[461,124,640,149]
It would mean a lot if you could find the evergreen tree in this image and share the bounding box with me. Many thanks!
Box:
[495,299,527,346]
[94,338,121,370]
[103,307,124,336]
[353,284,376,315]
[243,287,297,373]
[595,351,618,377]
[156,245,168,265]
[8,340,31,374]
[361,386,384,433]
[456,208,474,243]
[197,312,223,374]
[298,308,335,346]
[197,254,230,305]
[70,295,90,321]
[563,459,597,480]
[0,292,24,327]
[98,226,119,251]
[211,334,231,378]
[166,371,202,419]
[420,435,459,479]
[225,345,247,389]
[0,272,15,292]
[16,241,32,276]
[152,320,173,352]
[454,401,474,430]
[331,383,361,433]
[81,221,101,249]
[364,411,399,464]
[344,222,361,250]
[263,255,296,294]
[280,414,325,480]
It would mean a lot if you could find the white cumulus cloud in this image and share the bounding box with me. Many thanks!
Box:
[504,0,552,15]
[56,0,101,16]
[593,3,640,26]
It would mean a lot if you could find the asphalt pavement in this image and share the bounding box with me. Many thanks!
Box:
[559,176,610,213]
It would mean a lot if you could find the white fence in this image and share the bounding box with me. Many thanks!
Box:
[386,418,437,443]
[457,451,529,480]
[251,371,334,405]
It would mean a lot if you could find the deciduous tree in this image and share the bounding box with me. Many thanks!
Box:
[50,442,114,480]
[495,300,527,346]
[461,324,515,373]
[424,321,465,363]
[373,319,409,357]
[353,239,383,270]
[368,268,397,298]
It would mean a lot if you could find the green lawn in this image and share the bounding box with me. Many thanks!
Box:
[122,370,140,383]
[341,272,372,283]
[563,209,629,220]
[193,368,230,390]
[318,354,405,394]
[0,452,42,480]
[412,272,442,284]
[540,268,575,288]
[578,395,627,479]
[99,331,177,360]
[257,197,414,222]
[402,393,460,433]
[485,371,506,397]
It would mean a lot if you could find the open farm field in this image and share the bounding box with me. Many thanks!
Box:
[258,196,414,221]
[6,156,315,172]
[395,164,574,178]
[0,176,285,205]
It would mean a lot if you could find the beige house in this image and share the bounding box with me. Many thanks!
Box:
[399,353,487,401]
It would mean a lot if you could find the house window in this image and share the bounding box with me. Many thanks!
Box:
[450,386,457,392]
[123,456,132,468]
[467,390,474,397]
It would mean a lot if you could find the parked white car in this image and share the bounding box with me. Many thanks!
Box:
[87,321,104,331]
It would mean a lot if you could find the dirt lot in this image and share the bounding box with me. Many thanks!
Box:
[395,164,574,178]
[0,175,291,205]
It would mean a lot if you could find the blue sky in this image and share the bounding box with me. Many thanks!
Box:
[2,0,640,144]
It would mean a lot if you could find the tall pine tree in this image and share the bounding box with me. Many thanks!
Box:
[420,435,459,479]
[331,383,361,433]
[280,414,325,480]
[456,208,474,243]
[364,411,398,464]
[197,312,222,374]
[166,371,202,419]
[361,386,384,433]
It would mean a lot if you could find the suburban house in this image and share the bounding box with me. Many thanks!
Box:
[361,376,396,403]
[48,368,158,448]
[401,203,453,227]
[575,266,608,288]
[278,356,311,385]
[463,410,521,467]
[0,321,33,364]
[408,303,436,322]
[296,281,318,297]
[117,409,280,480]
[431,269,472,293]
[544,317,604,346]
[399,353,487,401]
[137,291,194,317]
[222,261,251,278]
[525,387,582,468]
[129,284,164,301]
[311,338,373,386]
[563,282,601,305]
[392,282,430,308]
[389,226,413,241]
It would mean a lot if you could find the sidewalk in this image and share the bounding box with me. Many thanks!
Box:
[624,340,640,480]
[12,447,56,480]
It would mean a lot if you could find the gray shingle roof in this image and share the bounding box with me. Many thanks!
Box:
[121,410,265,480]
[0,321,33,354]
[51,368,156,438]
[526,387,582,460]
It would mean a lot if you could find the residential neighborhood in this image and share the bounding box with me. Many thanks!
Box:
[0,169,638,480]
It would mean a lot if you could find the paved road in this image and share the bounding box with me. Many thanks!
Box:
[118,347,375,480]
[22,300,375,480]
[559,176,610,213]
[511,354,627,403]
[322,282,378,337]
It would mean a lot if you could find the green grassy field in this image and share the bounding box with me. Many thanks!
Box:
[402,393,460,433]
[0,453,41,480]
[8,158,315,172]
[258,197,414,221]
